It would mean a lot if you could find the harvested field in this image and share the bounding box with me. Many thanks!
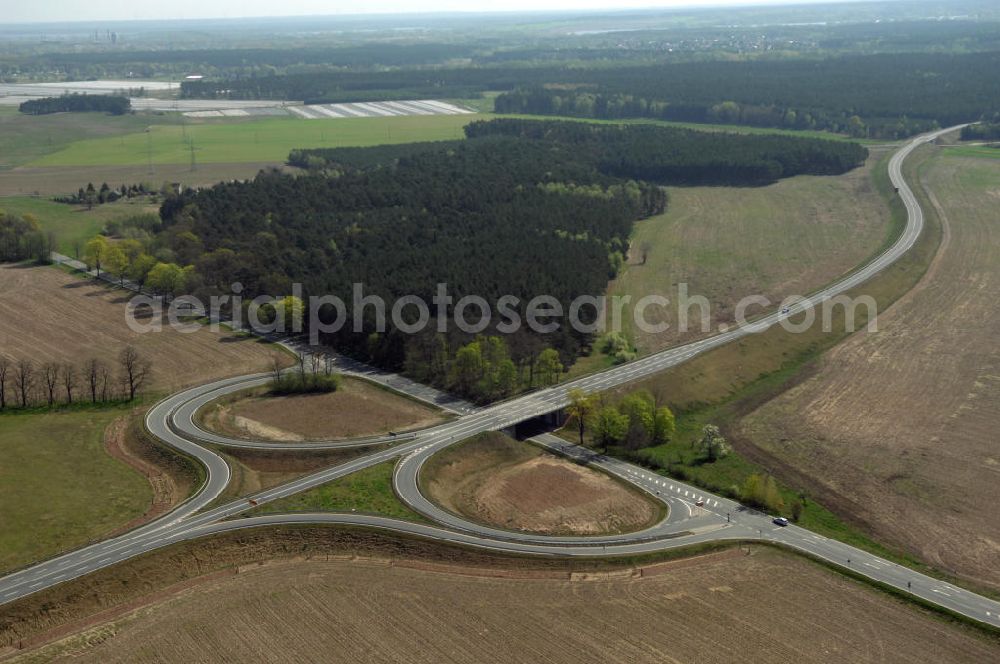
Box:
[422,432,662,535]
[11,546,998,663]
[609,152,892,354]
[0,264,291,393]
[738,154,1000,590]
[198,378,444,442]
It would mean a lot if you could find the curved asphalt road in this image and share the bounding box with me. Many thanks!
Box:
[4,126,1000,629]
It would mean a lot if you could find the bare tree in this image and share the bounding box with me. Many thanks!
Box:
[309,353,322,376]
[99,363,113,402]
[270,356,284,382]
[324,355,335,377]
[296,353,307,387]
[62,362,77,404]
[42,362,60,406]
[119,345,151,401]
[0,357,9,410]
[14,359,35,408]
[85,358,104,404]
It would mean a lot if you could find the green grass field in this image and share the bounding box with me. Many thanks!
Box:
[29,113,486,167]
[254,461,424,522]
[0,106,178,170]
[0,196,157,255]
[0,406,151,573]
[942,145,1000,160]
[600,152,892,356]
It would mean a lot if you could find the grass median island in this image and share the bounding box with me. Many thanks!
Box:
[420,432,665,536]
[0,406,151,573]
[197,376,445,443]
[250,461,423,522]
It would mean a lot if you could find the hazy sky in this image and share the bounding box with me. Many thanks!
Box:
[8,1,866,24]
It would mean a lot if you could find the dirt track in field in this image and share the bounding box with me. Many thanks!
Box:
[12,547,998,664]
[0,264,290,393]
[738,154,1000,590]
[423,432,661,535]
[199,378,444,442]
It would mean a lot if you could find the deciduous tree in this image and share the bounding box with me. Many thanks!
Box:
[83,235,109,277]
[565,388,595,446]
[698,424,729,462]
[14,359,35,408]
[42,362,60,406]
[535,348,563,386]
[590,404,628,453]
[61,362,77,404]
[103,244,128,287]
[0,357,9,410]
[119,345,151,401]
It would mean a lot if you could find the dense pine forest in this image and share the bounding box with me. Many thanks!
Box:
[140,120,865,400]
[492,52,1000,138]
[181,51,1000,138]
[18,94,130,116]
[961,113,1000,140]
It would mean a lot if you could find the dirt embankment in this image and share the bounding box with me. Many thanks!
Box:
[198,379,444,443]
[102,413,201,536]
[7,539,998,664]
[422,432,662,535]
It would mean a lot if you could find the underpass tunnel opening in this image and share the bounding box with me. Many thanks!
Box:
[507,408,566,440]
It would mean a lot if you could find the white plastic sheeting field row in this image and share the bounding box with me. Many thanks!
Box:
[286,99,473,120]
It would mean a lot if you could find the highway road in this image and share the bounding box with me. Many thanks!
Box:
[4,125,1000,631]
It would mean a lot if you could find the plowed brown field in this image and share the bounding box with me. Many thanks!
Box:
[738,154,1000,589]
[13,548,998,663]
[0,264,290,393]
